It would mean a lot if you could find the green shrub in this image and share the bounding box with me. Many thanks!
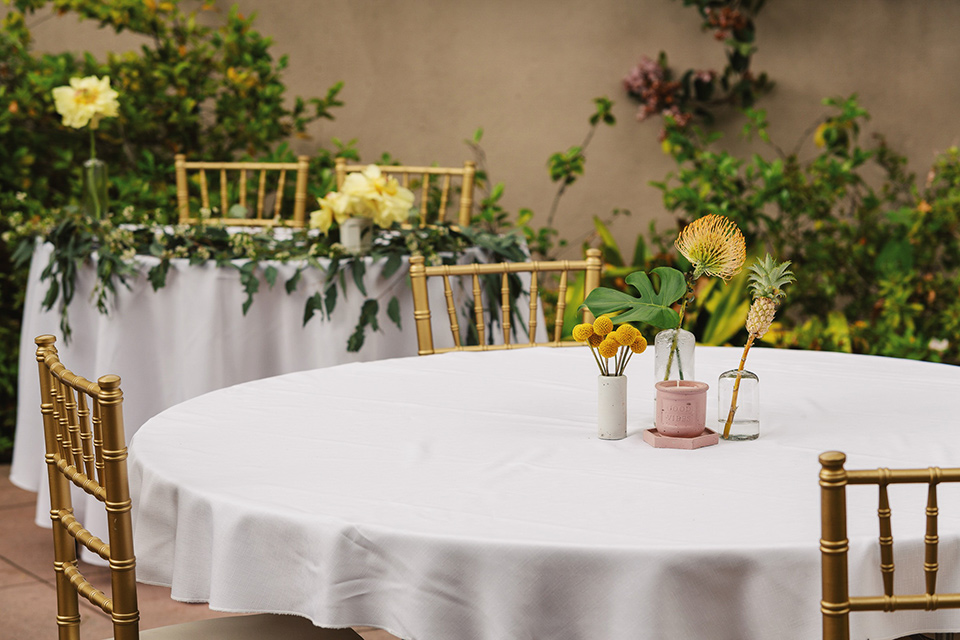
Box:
[650,95,960,364]
[0,0,346,460]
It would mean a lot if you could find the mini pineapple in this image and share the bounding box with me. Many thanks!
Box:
[745,254,795,338]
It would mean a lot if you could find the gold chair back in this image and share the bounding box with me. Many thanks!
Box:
[175,154,310,227]
[409,248,602,356]
[36,334,139,640]
[35,335,364,640]
[820,451,960,640]
[335,157,476,228]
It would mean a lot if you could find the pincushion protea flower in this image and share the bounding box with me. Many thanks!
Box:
[721,254,795,439]
[574,316,647,376]
[675,214,746,281]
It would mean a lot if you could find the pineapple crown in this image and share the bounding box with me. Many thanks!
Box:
[748,254,795,301]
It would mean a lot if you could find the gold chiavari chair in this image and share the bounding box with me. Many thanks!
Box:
[175,154,311,227]
[820,451,960,640]
[335,156,476,228]
[35,334,363,640]
[409,248,603,356]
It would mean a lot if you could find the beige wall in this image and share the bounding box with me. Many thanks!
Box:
[15,0,960,255]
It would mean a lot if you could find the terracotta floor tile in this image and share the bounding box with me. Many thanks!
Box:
[0,580,115,640]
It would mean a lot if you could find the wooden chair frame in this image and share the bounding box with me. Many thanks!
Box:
[820,451,960,640]
[335,157,476,228]
[176,154,310,227]
[409,248,602,356]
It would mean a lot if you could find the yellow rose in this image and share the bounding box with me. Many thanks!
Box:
[309,191,351,234]
[52,75,120,129]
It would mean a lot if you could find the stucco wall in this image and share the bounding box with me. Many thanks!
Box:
[13,0,960,254]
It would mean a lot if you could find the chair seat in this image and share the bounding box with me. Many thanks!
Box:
[127,613,364,640]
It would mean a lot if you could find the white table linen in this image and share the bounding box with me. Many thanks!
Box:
[12,241,516,523]
[128,346,960,640]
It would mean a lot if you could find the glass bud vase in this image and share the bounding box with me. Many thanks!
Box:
[717,369,760,440]
[82,158,109,220]
[654,328,695,382]
[340,217,373,254]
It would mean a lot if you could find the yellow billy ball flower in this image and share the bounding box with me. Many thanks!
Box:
[630,334,648,354]
[593,315,614,336]
[572,323,594,343]
[598,337,620,359]
[588,334,604,348]
[613,324,638,346]
[675,213,746,281]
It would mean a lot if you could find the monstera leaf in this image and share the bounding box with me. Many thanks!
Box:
[581,266,686,329]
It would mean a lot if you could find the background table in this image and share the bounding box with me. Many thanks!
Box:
[127,346,960,640]
[12,241,513,520]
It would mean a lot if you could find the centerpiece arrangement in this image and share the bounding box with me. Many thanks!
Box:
[52,75,120,219]
[719,254,795,440]
[659,213,746,381]
[572,315,648,440]
[310,165,415,253]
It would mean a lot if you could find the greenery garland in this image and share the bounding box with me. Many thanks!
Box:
[6,208,530,353]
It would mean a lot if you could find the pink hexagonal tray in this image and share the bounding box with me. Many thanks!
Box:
[642,427,719,449]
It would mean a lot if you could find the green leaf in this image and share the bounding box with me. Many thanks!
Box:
[582,267,686,329]
[387,295,402,330]
[351,258,367,297]
[147,260,170,291]
[303,292,323,325]
[264,265,278,288]
[285,268,303,294]
[382,252,402,279]
[324,283,337,317]
[347,299,379,352]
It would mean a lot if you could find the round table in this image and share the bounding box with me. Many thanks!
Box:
[127,346,960,640]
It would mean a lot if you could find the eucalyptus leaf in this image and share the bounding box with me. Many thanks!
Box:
[387,295,401,330]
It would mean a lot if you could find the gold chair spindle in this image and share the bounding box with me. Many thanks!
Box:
[439,174,452,224]
[257,169,267,218]
[441,273,461,347]
[553,268,570,343]
[419,173,431,227]
[220,169,228,214]
[77,393,96,482]
[239,169,247,209]
[199,170,210,210]
[273,169,287,219]
[877,472,894,597]
[501,272,512,346]
[471,270,485,345]
[925,470,941,596]
[528,271,539,345]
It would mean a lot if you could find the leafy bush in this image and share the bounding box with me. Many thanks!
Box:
[0,0,347,460]
[651,95,960,364]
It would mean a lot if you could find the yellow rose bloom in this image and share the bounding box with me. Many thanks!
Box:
[571,323,594,343]
[593,315,613,336]
[52,75,119,130]
[309,191,352,234]
[630,334,648,354]
[598,337,620,359]
[613,324,638,346]
[588,333,604,348]
[341,165,415,228]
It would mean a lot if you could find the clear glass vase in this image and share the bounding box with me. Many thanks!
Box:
[654,328,695,382]
[717,369,760,440]
[82,158,109,219]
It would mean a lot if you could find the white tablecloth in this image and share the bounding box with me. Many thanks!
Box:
[13,242,427,505]
[127,346,960,640]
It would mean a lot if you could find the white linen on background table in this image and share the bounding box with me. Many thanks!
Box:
[128,346,960,640]
[12,241,537,536]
